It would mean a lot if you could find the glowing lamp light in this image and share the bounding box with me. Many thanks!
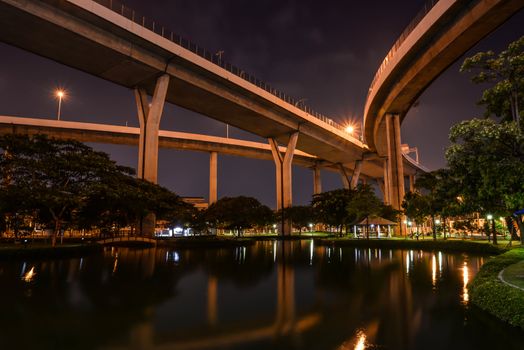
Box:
[56,90,65,98]
[345,125,354,134]
[487,214,493,220]
[435,219,441,225]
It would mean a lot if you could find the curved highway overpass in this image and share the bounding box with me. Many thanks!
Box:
[364,0,524,154]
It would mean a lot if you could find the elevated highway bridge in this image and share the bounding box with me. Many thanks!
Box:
[0,116,425,205]
[0,0,522,234]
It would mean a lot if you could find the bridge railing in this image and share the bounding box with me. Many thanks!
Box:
[366,0,440,100]
[91,0,350,135]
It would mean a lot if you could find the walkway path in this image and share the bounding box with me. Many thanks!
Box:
[498,260,524,292]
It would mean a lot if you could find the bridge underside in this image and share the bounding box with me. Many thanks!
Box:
[0,0,367,165]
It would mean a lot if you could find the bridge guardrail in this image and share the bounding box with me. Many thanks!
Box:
[366,0,440,100]
[91,0,349,135]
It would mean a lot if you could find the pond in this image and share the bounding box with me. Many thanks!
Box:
[0,241,523,350]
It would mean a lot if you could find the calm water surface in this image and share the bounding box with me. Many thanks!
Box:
[1,241,523,350]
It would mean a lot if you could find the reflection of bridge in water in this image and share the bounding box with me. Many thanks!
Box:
[105,243,321,350]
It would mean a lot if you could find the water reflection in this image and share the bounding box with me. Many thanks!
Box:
[21,265,36,282]
[463,260,470,304]
[0,242,522,350]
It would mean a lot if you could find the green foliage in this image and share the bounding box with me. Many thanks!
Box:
[278,205,313,234]
[461,36,524,123]
[446,119,524,217]
[205,196,273,236]
[0,134,191,239]
[469,248,524,329]
[312,189,356,232]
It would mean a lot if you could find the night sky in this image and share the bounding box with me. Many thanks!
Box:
[0,0,523,208]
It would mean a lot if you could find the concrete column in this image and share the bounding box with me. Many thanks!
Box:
[269,133,298,210]
[409,174,415,193]
[385,114,405,210]
[269,138,283,210]
[386,114,405,236]
[269,133,299,235]
[350,160,362,189]
[313,166,322,195]
[282,133,298,208]
[338,164,350,190]
[209,152,218,204]
[135,74,170,183]
[135,74,170,236]
[383,158,390,204]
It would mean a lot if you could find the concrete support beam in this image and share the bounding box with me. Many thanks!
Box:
[135,74,170,183]
[269,138,284,210]
[409,174,415,193]
[338,164,350,190]
[385,114,405,235]
[350,160,362,189]
[209,151,218,204]
[313,166,322,195]
[269,132,299,235]
[383,158,390,205]
[269,133,299,210]
[135,74,170,236]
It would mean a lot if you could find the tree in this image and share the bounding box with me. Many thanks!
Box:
[278,205,313,234]
[402,191,429,239]
[0,134,148,244]
[461,36,524,126]
[312,189,356,235]
[347,184,382,239]
[205,196,272,236]
[446,119,524,244]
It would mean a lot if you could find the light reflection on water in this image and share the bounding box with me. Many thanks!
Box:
[0,242,523,350]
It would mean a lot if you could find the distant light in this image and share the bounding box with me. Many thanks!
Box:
[487,214,493,220]
[407,221,412,226]
[403,220,408,224]
[55,89,65,99]
[308,223,313,228]
[273,224,277,228]
[345,125,354,134]
[435,219,441,225]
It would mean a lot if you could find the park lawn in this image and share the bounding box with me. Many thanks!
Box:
[501,260,524,289]
[469,248,524,329]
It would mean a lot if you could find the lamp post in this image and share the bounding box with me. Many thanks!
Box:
[55,89,66,120]
[486,214,497,245]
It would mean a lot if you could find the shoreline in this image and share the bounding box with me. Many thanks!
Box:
[469,248,524,329]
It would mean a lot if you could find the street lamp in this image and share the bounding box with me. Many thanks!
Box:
[55,89,66,120]
[345,125,354,134]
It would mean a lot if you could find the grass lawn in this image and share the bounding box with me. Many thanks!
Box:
[501,260,524,290]
[469,248,524,329]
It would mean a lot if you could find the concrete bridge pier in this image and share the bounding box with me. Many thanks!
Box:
[338,161,362,190]
[385,114,406,235]
[134,74,170,236]
[269,132,299,235]
[209,151,218,204]
[338,164,351,190]
[313,165,322,195]
[351,160,362,189]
